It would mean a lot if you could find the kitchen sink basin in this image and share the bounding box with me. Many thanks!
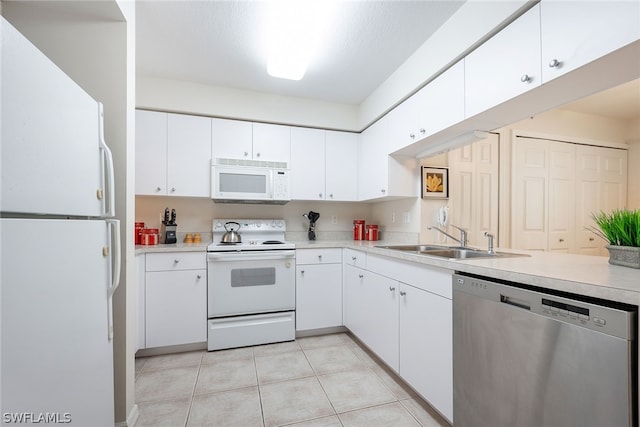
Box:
[375,244,528,260]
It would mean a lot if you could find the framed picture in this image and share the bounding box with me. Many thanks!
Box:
[421,166,449,199]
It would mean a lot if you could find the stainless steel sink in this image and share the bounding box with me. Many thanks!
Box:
[375,244,528,260]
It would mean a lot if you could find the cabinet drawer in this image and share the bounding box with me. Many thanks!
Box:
[296,248,342,265]
[343,249,366,268]
[146,252,206,271]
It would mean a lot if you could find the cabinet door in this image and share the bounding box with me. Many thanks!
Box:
[325,131,358,201]
[136,253,146,351]
[359,271,399,372]
[399,283,452,423]
[465,5,541,118]
[296,263,342,331]
[145,269,207,348]
[167,114,212,197]
[541,1,640,83]
[358,119,389,200]
[290,127,326,200]
[252,122,291,164]
[211,118,253,160]
[135,110,167,195]
[343,264,367,338]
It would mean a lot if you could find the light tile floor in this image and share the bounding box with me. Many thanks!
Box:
[135,333,450,427]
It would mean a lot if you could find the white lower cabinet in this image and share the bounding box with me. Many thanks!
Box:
[144,252,207,348]
[399,282,452,423]
[295,249,343,331]
[345,253,453,421]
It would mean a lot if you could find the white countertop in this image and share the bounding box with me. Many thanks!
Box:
[136,239,640,305]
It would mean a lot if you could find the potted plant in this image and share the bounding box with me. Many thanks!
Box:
[590,209,640,268]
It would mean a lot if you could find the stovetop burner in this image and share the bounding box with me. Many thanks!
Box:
[262,240,284,244]
[208,219,295,252]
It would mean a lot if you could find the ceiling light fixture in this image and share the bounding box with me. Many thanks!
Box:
[266,0,336,81]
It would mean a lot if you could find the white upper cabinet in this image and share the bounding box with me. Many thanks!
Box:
[540,1,640,83]
[252,123,291,164]
[167,113,212,197]
[210,118,253,161]
[392,60,465,148]
[136,110,168,196]
[136,110,212,197]
[325,131,358,201]
[211,119,290,164]
[291,129,358,201]
[290,127,326,200]
[465,4,541,118]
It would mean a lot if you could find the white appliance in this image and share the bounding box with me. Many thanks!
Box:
[1,18,120,426]
[211,161,291,204]
[207,219,295,351]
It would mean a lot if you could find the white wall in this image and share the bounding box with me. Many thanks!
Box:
[137,77,360,131]
[627,118,640,209]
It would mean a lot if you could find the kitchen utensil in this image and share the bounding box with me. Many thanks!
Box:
[221,221,242,244]
[164,207,170,223]
[170,209,176,225]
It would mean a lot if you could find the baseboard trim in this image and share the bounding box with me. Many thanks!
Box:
[115,404,139,427]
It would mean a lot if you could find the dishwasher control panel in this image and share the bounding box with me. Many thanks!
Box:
[453,273,635,340]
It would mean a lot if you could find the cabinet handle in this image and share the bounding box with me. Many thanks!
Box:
[301,270,305,276]
[358,274,364,279]
[589,237,595,242]
[318,255,322,261]
[319,193,323,198]
[155,186,162,192]
[243,151,249,157]
[419,128,426,134]
[329,194,334,198]
[520,74,532,83]
[389,286,396,292]
[409,133,416,139]
[400,291,406,296]
[381,189,386,194]
[197,275,202,279]
[174,259,180,264]
[549,59,561,68]
[352,256,357,261]
[170,187,176,193]
[256,152,261,158]
[559,238,564,243]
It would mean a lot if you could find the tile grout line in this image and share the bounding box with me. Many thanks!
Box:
[183,351,205,427]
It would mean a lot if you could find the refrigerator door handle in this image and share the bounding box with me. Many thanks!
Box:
[98,103,116,217]
[106,219,121,341]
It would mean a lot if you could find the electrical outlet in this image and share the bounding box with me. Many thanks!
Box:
[392,212,396,223]
[331,215,338,224]
[403,212,411,224]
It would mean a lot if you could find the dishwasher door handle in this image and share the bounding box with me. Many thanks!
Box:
[500,294,531,311]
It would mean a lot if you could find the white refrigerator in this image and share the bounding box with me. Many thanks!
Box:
[0,17,120,426]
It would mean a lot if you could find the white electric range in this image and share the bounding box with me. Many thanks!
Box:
[206,219,296,351]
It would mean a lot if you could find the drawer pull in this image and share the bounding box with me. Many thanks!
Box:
[400,291,406,296]
[358,274,364,279]
[389,286,396,292]
[174,259,180,264]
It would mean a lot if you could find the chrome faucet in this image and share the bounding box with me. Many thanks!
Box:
[428,224,468,248]
[484,231,495,254]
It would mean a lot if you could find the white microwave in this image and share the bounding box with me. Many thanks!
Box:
[211,161,291,204]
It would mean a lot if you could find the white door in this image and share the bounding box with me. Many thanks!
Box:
[1,19,107,216]
[295,263,342,331]
[547,142,576,252]
[1,218,115,426]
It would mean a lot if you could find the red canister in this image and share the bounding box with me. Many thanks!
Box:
[353,220,365,240]
[141,228,159,245]
[366,224,378,241]
[135,222,145,245]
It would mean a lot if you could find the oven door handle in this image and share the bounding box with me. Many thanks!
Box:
[207,251,296,262]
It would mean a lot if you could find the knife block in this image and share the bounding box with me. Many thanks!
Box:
[161,223,177,244]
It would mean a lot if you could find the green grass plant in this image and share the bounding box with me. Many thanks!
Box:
[591,209,640,247]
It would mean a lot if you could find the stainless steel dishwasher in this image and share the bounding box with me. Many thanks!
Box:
[453,273,637,427]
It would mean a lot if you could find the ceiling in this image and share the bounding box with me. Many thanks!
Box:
[136,1,639,121]
[135,0,465,105]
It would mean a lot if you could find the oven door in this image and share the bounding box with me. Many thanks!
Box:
[207,250,295,317]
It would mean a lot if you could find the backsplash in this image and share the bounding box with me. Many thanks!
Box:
[135,196,419,242]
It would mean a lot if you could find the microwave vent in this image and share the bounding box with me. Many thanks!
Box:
[213,158,288,169]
